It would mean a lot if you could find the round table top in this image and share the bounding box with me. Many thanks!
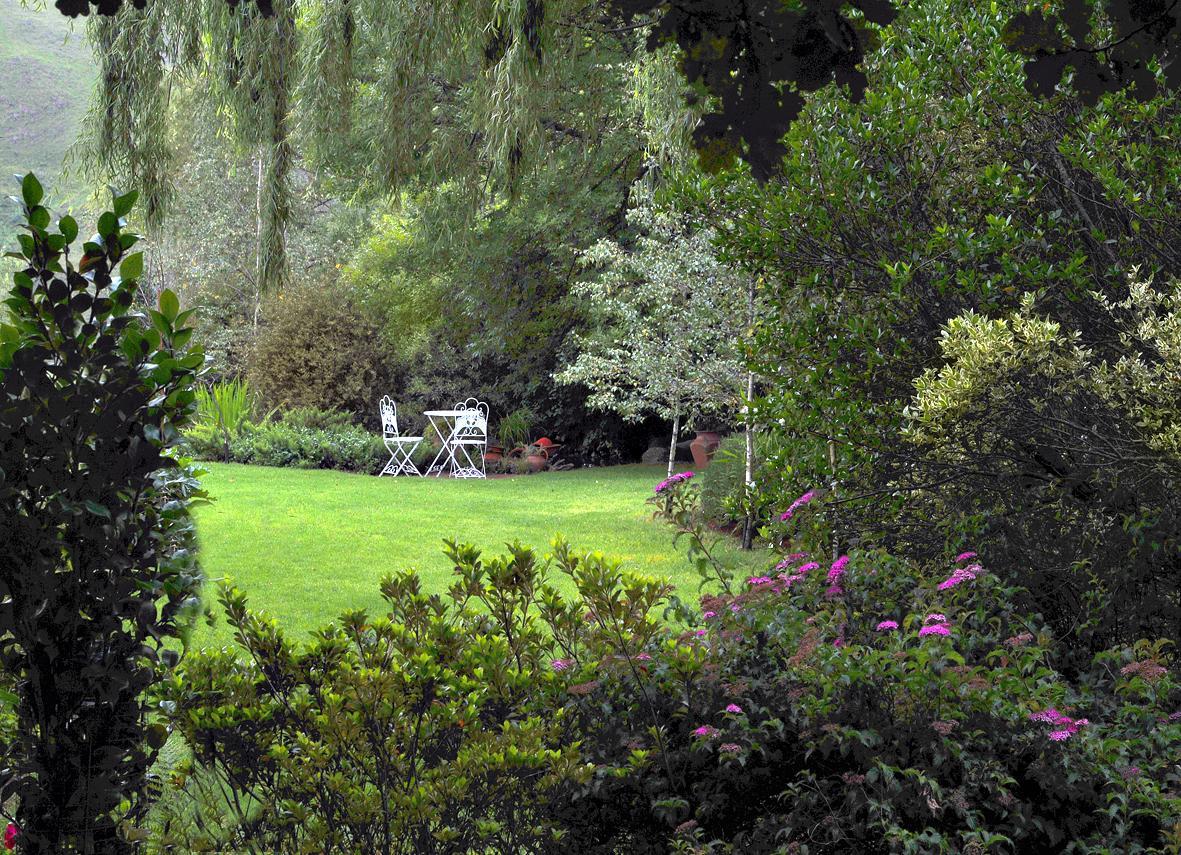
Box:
[422,409,466,417]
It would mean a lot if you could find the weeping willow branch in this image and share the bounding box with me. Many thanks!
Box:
[82,0,670,290]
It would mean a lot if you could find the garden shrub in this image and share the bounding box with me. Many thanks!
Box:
[152,540,671,853]
[699,432,787,527]
[280,404,355,431]
[547,477,1181,853]
[903,282,1181,653]
[249,278,391,420]
[226,421,386,472]
[150,473,1181,852]
[184,378,259,461]
[0,177,205,852]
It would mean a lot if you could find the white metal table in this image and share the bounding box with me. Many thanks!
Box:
[422,409,463,477]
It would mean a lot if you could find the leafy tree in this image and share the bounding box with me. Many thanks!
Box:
[556,205,751,475]
[680,0,1181,650]
[0,176,205,853]
[66,0,1178,184]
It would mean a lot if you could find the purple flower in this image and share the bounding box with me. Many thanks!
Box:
[551,658,573,672]
[775,552,809,571]
[702,610,717,620]
[694,629,707,637]
[827,555,850,584]
[779,490,816,521]
[1120,765,1141,779]
[1030,708,1089,741]
[655,471,695,494]
[918,624,951,637]
[875,620,899,631]
[724,704,743,714]
[924,613,947,625]
[746,575,773,587]
[692,725,718,738]
[955,551,977,563]
[824,584,844,598]
[798,562,821,574]
[635,652,652,661]
[719,742,742,753]
[730,603,742,613]
[938,563,981,591]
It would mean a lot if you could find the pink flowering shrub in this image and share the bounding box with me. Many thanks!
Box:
[554,475,1181,852]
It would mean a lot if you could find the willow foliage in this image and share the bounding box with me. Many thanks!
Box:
[84,0,653,293]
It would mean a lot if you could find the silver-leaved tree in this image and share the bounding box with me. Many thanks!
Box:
[556,204,752,476]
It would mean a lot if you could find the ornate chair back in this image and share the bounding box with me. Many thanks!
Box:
[453,398,489,442]
[379,395,400,437]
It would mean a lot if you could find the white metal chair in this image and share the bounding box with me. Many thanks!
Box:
[449,398,489,479]
[378,396,424,477]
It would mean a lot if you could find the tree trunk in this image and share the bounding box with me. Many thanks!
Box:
[667,408,680,478]
[742,377,756,550]
[741,278,757,549]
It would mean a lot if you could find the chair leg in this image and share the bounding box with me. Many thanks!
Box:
[395,441,422,477]
[380,448,399,476]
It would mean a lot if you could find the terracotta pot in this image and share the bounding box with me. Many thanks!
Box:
[525,453,547,473]
[484,447,503,464]
[689,431,722,469]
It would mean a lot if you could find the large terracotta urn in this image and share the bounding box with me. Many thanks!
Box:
[690,431,722,469]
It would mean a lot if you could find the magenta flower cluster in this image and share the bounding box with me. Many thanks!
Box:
[938,551,982,591]
[655,471,695,494]
[775,552,809,571]
[1028,708,1089,741]
[875,620,899,631]
[918,614,951,637]
[692,725,718,738]
[825,555,850,597]
[724,703,743,714]
[779,489,816,521]
[551,658,573,672]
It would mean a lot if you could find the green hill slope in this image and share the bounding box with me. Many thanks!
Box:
[0,0,96,212]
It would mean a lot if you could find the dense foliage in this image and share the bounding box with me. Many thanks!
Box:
[153,479,1181,852]
[686,0,1181,653]
[0,178,205,853]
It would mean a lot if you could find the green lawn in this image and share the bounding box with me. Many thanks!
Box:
[191,463,764,647]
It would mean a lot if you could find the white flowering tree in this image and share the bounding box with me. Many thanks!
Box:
[556,205,752,476]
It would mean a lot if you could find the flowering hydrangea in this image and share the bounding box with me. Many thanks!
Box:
[635,652,652,662]
[551,658,573,672]
[779,489,816,521]
[654,471,695,494]
[719,742,742,753]
[692,725,718,738]
[746,575,773,587]
[955,551,977,563]
[875,620,899,631]
[797,561,820,575]
[702,610,716,620]
[725,703,743,714]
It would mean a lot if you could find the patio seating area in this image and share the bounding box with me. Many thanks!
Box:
[380,396,490,479]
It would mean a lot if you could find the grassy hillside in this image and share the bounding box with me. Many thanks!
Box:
[0,0,96,213]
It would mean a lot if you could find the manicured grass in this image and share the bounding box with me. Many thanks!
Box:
[191,463,764,647]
